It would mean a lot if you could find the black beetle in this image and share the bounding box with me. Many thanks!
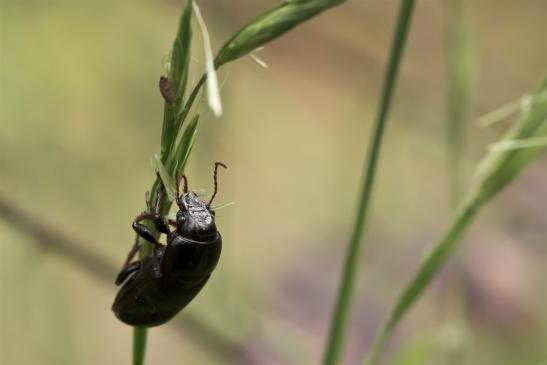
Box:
[112,162,227,327]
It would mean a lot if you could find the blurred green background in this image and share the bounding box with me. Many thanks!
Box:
[1,1,546,364]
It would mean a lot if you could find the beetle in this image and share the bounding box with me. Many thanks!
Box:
[112,162,227,327]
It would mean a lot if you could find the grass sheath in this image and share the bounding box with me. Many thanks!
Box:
[321,1,416,365]
[362,76,547,365]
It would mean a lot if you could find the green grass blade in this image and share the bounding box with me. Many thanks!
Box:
[154,154,177,201]
[321,1,416,365]
[472,80,547,203]
[171,0,193,111]
[362,75,547,365]
[161,0,193,157]
[193,2,223,117]
[489,136,547,152]
[177,0,349,126]
[133,327,148,365]
[160,104,176,159]
[215,0,346,68]
[169,113,200,175]
[478,98,522,127]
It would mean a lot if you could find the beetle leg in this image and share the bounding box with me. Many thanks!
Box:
[132,221,164,246]
[154,217,171,234]
[145,182,172,235]
[123,234,141,267]
[134,210,170,237]
[115,260,141,285]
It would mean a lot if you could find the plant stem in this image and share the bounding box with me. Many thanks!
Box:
[133,327,148,365]
[321,1,416,364]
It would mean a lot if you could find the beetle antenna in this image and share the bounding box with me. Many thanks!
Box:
[207,162,227,208]
[175,172,189,195]
[182,175,188,194]
[175,172,189,207]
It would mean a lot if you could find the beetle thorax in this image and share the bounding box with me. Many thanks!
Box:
[181,192,213,228]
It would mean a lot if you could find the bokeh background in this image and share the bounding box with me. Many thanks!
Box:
[1,1,546,364]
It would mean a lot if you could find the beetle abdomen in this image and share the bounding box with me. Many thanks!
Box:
[112,229,222,327]
[112,275,210,327]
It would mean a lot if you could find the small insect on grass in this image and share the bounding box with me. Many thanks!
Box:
[112,163,227,327]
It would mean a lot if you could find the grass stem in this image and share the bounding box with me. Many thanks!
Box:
[321,1,416,364]
[133,327,148,365]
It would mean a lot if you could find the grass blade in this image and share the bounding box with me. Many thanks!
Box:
[362,75,547,365]
[193,3,223,117]
[169,113,200,174]
[215,0,346,68]
[488,136,547,152]
[154,154,178,201]
[171,0,193,112]
[176,0,350,129]
[161,0,193,157]
[478,98,523,127]
[321,1,416,364]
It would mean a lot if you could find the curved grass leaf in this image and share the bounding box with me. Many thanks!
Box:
[170,113,200,175]
[154,154,177,201]
[193,2,223,116]
[363,75,547,365]
[170,0,193,111]
[215,0,345,67]
[161,0,193,157]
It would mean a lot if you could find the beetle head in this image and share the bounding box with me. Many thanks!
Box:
[174,162,226,239]
[176,192,217,238]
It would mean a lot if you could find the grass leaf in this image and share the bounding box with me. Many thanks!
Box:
[488,136,547,152]
[170,0,193,110]
[478,98,523,127]
[215,0,346,67]
[362,74,547,365]
[170,114,200,175]
[161,0,193,156]
[472,79,547,203]
[193,2,223,116]
[153,154,178,201]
